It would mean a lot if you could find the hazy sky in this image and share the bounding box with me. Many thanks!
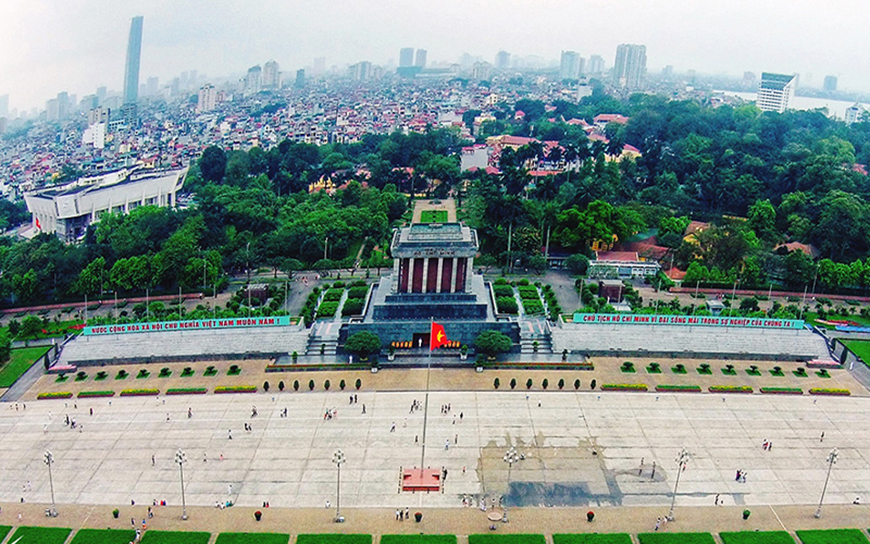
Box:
[2,0,869,112]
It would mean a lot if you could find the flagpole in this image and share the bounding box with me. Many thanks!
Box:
[420,317,434,473]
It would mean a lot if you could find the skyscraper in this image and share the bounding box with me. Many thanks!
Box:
[560,51,582,80]
[0,94,8,118]
[612,44,647,89]
[123,16,144,105]
[823,75,838,92]
[495,51,511,70]
[756,73,796,113]
[245,65,262,96]
[262,60,281,90]
[587,55,604,75]
[414,49,427,68]
[197,84,217,113]
[399,48,414,67]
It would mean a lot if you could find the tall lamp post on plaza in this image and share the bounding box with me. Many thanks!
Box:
[503,446,520,509]
[44,450,57,517]
[175,449,188,520]
[667,448,690,521]
[814,448,839,518]
[333,449,345,523]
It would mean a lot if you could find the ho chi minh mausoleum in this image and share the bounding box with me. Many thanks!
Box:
[340,218,519,351]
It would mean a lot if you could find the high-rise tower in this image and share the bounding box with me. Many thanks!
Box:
[612,44,646,89]
[123,16,144,105]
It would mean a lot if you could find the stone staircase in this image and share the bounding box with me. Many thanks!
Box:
[306,320,340,356]
[519,317,553,355]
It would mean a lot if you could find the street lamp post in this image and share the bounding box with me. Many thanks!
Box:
[333,449,345,523]
[175,449,188,520]
[667,448,690,521]
[814,448,839,518]
[44,450,57,517]
[503,446,520,507]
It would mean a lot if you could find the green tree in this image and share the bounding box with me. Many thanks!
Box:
[747,199,778,243]
[344,331,382,358]
[564,254,589,275]
[21,315,43,338]
[0,330,10,363]
[474,330,513,358]
[74,257,106,296]
[199,145,227,183]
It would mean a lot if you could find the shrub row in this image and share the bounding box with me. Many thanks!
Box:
[37,391,72,399]
[760,387,803,395]
[120,389,159,396]
[601,383,648,391]
[809,388,850,396]
[166,387,208,395]
[655,384,702,392]
[215,385,257,394]
[77,391,115,398]
[709,386,753,393]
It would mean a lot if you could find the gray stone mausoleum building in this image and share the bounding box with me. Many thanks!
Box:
[341,222,519,351]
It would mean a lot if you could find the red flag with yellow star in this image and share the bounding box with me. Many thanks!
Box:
[430,322,449,350]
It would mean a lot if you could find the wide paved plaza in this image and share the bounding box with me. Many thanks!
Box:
[2,388,869,512]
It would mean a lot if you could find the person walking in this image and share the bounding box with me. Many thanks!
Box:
[655,517,661,531]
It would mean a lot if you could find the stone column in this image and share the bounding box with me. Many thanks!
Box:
[449,257,458,293]
[465,257,474,293]
[422,258,430,293]
[407,258,414,293]
[391,255,402,293]
[435,258,444,293]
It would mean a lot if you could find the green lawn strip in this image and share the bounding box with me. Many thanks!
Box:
[553,534,632,544]
[140,530,212,544]
[469,535,547,544]
[0,346,51,387]
[8,526,72,544]
[381,536,458,544]
[70,528,137,544]
[0,526,10,542]
[843,340,870,366]
[637,533,715,544]
[796,529,870,544]
[215,533,290,544]
[720,531,795,544]
[296,535,372,544]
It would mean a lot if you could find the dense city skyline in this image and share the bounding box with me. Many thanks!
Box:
[2,0,869,112]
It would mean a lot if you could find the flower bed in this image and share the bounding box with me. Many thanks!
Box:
[215,385,257,394]
[77,390,115,398]
[265,363,369,373]
[120,388,159,397]
[490,362,595,371]
[709,385,753,394]
[655,384,701,392]
[760,387,802,395]
[166,387,208,395]
[809,388,851,396]
[601,383,648,391]
[37,391,72,400]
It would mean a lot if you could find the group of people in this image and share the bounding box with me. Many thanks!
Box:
[394,507,410,520]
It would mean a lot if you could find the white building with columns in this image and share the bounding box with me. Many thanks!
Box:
[24,167,188,243]
[390,223,477,295]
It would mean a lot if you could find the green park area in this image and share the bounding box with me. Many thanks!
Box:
[554,535,633,544]
[70,528,137,544]
[420,210,448,223]
[381,536,458,544]
[469,535,547,544]
[0,345,50,387]
[0,527,9,542]
[214,533,290,544]
[296,535,372,544]
[140,531,212,544]
[796,529,870,544]
[843,340,870,366]
[720,531,796,544]
[8,526,72,544]
[637,534,715,544]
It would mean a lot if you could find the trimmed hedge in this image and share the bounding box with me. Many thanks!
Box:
[166,387,208,395]
[809,388,850,396]
[760,387,803,395]
[601,383,648,391]
[77,390,115,398]
[709,385,753,394]
[655,384,701,392]
[120,388,159,396]
[38,391,73,399]
[215,385,257,394]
